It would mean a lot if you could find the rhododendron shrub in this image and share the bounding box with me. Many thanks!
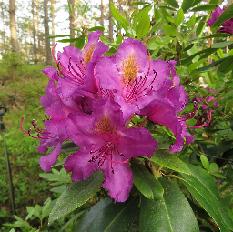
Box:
[21,1,233,231]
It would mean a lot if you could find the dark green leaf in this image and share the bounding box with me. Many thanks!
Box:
[218,56,233,73]
[88,26,105,32]
[75,198,139,232]
[181,165,233,232]
[150,154,191,175]
[181,0,195,13]
[48,172,104,225]
[212,4,233,29]
[132,164,164,199]
[163,0,179,8]
[196,16,208,36]
[110,2,129,30]
[212,41,233,48]
[75,35,86,49]
[190,4,218,12]
[139,179,199,232]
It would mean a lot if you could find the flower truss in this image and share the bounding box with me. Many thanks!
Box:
[22,31,214,202]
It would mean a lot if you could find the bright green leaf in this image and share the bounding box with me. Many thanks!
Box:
[132,164,164,199]
[150,154,191,175]
[181,0,195,13]
[200,155,209,170]
[110,2,129,30]
[176,9,184,26]
[163,0,179,8]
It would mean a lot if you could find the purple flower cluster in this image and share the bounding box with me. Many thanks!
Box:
[34,31,194,202]
[208,6,233,34]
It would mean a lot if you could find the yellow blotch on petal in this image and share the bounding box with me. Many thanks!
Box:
[122,55,138,83]
[95,116,115,134]
[83,44,96,63]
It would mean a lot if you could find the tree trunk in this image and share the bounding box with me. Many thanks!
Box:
[68,0,77,44]
[32,0,37,63]
[44,0,52,65]
[108,0,113,41]
[1,1,6,51]
[50,0,56,45]
[100,0,104,26]
[9,0,18,52]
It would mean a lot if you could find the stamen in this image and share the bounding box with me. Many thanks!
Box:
[88,143,128,174]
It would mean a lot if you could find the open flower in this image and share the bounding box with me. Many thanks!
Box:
[64,98,157,202]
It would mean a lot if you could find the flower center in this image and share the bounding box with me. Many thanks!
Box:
[122,55,138,83]
[83,44,96,63]
[95,116,115,134]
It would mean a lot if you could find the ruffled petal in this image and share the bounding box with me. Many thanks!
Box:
[102,162,133,202]
[65,149,97,182]
[118,127,157,158]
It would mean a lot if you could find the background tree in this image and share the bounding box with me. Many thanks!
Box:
[43,0,52,64]
[9,0,18,52]
[68,0,77,44]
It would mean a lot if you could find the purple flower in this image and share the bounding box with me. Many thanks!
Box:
[207,7,224,26]
[208,6,233,35]
[64,98,157,202]
[95,38,162,119]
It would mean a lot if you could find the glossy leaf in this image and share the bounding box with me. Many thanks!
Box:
[75,198,139,232]
[150,154,191,175]
[139,179,199,232]
[181,165,233,232]
[132,163,164,199]
[176,9,184,26]
[48,172,103,225]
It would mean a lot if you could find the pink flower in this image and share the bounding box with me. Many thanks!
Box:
[64,98,157,202]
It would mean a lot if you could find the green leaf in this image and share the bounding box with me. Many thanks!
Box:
[181,165,233,232]
[209,163,219,174]
[75,35,86,49]
[134,6,152,38]
[181,0,195,13]
[212,4,233,29]
[190,4,218,12]
[200,155,209,170]
[150,154,191,175]
[110,2,129,30]
[196,16,208,36]
[218,55,233,73]
[132,164,164,199]
[88,26,105,32]
[139,179,199,232]
[48,172,104,225]
[163,25,177,36]
[176,9,184,26]
[212,41,233,48]
[75,198,139,232]
[163,0,179,8]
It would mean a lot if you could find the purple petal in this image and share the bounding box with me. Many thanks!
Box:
[39,143,61,172]
[65,149,97,182]
[118,127,157,158]
[43,66,59,80]
[102,162,133,202]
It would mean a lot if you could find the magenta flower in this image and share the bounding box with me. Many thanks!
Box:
[64,98,157,202]
[208,6,233,35]
[95,38,165,119]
